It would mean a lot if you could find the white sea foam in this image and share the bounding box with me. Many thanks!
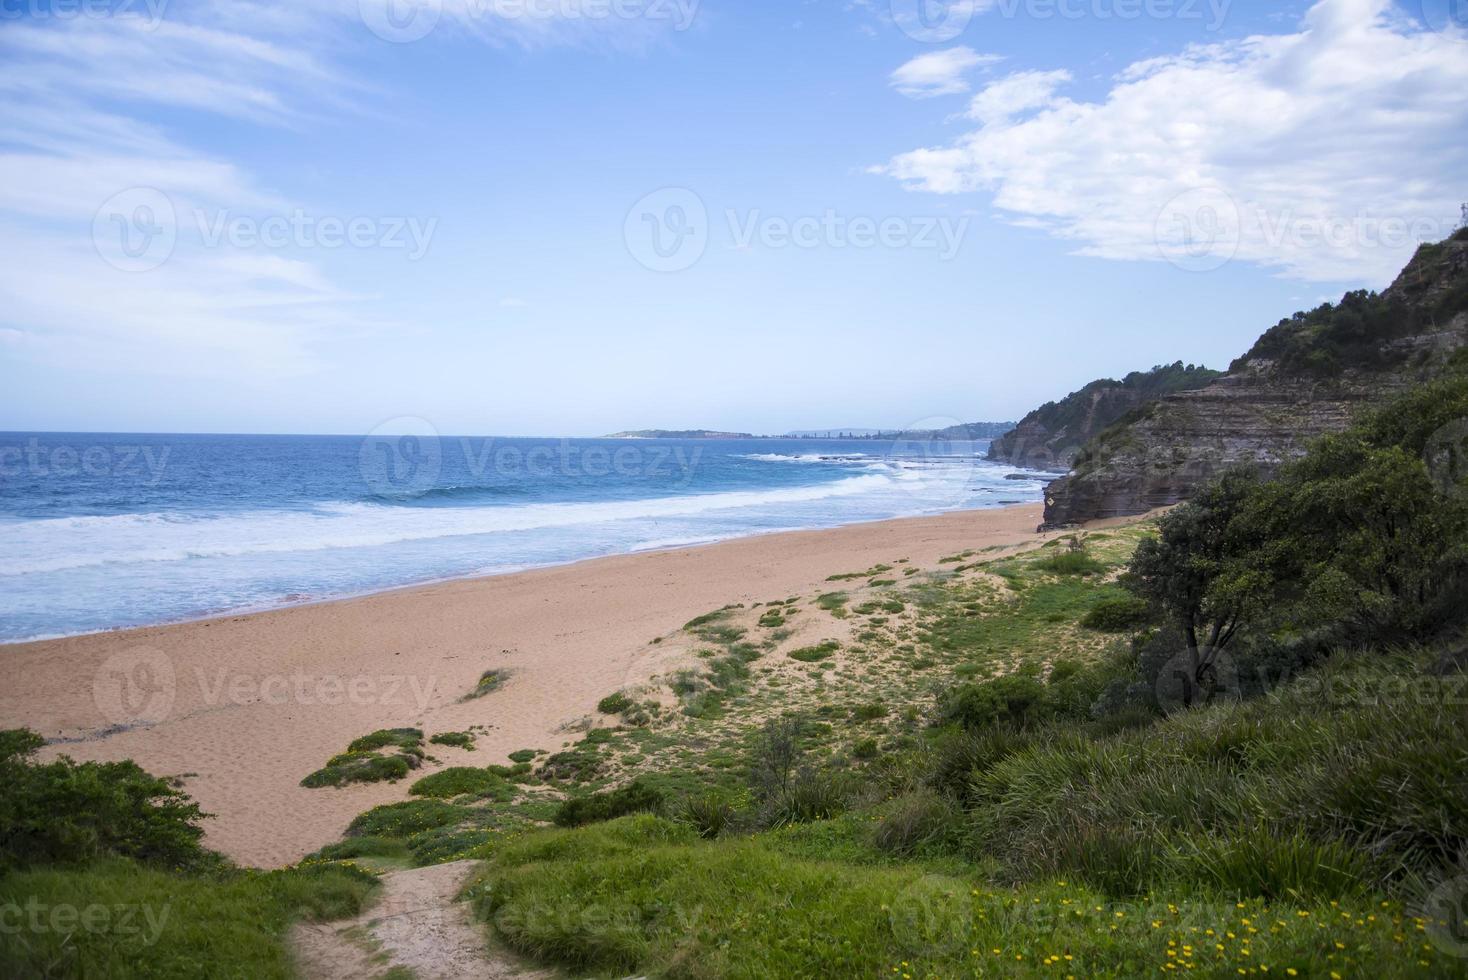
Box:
[0,474,890,577]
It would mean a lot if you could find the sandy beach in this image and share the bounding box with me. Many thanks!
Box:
[0,504,1054,868]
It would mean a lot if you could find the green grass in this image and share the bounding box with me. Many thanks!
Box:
[469,815,1454,979]
[0,859,375,980]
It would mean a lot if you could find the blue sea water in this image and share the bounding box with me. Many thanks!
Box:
[0,432,1052,642]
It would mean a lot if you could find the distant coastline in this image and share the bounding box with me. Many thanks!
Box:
[606,422,1017,440]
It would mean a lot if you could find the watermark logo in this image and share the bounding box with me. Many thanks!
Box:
[625,187,708,273]
[883,416,987,509]
[890,0,976,42]
[1154,186,1241,273]
[1154,646,1241,714]
[1417,0,1468,38]
[93,187,176,273]
[888,875,973,955]
[1425,419,1468,501]
[360,0,442,42]
[359,417,443,498]
[93,646,176,728]
[93,188,437,270]
[1419,876,1468,957]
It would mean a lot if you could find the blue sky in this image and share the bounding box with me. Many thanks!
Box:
[1,0,1465,436]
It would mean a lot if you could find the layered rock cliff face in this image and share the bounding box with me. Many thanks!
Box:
[1042,231,1468,528]
[988,363,1222,470]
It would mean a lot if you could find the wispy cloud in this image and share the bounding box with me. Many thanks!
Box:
[876,0,1468,282]
[889,47,1002,98]
[0,0,687,379]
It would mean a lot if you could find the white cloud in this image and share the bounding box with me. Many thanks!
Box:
[0,0,684,380]
[876,0,1468,282]
[889,47,1001,98]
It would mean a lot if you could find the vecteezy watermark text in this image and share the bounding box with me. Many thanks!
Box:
[624,188,970,273]
[0,0,169,27]
[92,187,437,272]
[0,438,170,485]
[0,900,171,946]
[359,0,700,44]
[92,646,441,728]
[890,0,1231,43]
[360,418,704,497]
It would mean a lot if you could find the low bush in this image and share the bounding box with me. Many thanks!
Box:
[678,791,735,839]
[873,790,963,856]
[430,731,475,750]
[346,800,464,839]
[1033,550,1106,576]
[409,767,515,801]
[938,673,1046,731]
[596,691,633,715]
[300,751,412,788]
[1080,594,1152,631]
[788,641,840,663]
[553,779,665,827]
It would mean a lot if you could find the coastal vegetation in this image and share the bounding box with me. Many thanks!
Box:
[0,731,376,977]
[4,373,1464,977]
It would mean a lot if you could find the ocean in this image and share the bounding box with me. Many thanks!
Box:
[0,432,1052,642]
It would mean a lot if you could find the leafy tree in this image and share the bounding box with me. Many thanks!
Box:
[0,728,212,873]
[1125,472,1271,690]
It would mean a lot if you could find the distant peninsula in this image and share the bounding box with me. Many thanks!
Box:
[605,422,1016,440]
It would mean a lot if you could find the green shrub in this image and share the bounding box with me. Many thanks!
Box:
[1080,594,1152,631]
[766,768,851,827]
[466,670,506,699]
[300,752,411,788]
[850,701,888,722]
[873,790,963,856]
[347,728,424,753]
[407,826,493,866]
[850,737,879,760]
[409,767,515,801]
[938,673,1046,730]
[508,749,537,764]
[346,800,464,839]
[596,691,633,715]
[678,791,735,839]
[429,731,476,750]
[0,728,210,873]
[305,836,408,862]
[1033,549,1106,576]
[554,779,665,827]
[788,641,840,663]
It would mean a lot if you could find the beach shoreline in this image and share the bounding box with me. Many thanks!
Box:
[1,503,1061,868]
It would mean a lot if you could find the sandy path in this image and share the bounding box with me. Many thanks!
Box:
[292,859,553,980]
[0,504,1056,867]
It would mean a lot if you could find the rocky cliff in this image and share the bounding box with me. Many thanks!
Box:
[988,363,1222,470]
[1041,230,1468,528]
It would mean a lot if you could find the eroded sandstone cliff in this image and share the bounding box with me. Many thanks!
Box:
[1041,231,1468,528]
